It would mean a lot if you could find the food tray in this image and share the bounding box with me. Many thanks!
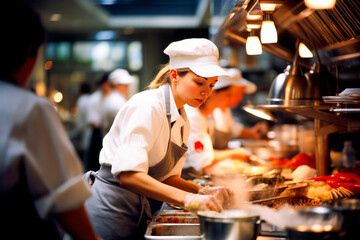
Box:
[144,223,202,240]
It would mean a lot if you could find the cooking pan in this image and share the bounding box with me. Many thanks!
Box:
[248,185,288,201]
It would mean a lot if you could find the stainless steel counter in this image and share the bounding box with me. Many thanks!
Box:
[145,203,288,240]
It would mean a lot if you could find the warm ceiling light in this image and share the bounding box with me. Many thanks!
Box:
[246,13,262,21]
[299,42,313,58]
[243,106,275,121]
[304,0,336,9]
[260,3,276,12]
[246,21,262,29]
[260,14,277,43]
[246,34,262,55]
[50,14,61,21]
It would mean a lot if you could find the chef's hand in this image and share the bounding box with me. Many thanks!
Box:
[198,186,234,203]
[184,193,223,212]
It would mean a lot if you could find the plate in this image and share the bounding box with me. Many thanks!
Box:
[339,88,360,97]
[322,96,360,104]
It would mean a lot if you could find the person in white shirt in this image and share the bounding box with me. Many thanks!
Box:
[0,1,100,239]
[102,68,136,135]
[70,82,92,163]
[84,38,234,240]
[183,82,252,179]
[212,68,268,149]
[85,73,112,171]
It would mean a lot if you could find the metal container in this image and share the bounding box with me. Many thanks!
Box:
[144,223,202,240]
[241,139,299,160]
[326,199,360,239]
[197,210,261,240]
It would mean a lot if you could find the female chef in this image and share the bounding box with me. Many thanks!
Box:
[182,74,254,178]
[85,38,233,240]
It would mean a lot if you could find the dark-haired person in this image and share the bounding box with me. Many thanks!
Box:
[0,1,100,239]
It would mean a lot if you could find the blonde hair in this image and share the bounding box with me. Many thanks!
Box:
[147,63,191,89]
[148,64,170,89]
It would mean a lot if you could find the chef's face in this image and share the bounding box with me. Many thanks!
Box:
[171,69,218,109]
[229,85,246,108]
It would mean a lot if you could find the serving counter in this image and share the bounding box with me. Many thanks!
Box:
[145,203,287,240]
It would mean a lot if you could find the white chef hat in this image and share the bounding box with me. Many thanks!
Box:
[163,38,229,78]
[108,68,135,85]
[214,68,257,94]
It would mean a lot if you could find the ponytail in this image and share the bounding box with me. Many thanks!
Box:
[148,64,170,89]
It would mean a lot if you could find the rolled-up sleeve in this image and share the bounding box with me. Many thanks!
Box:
[25,99,91,219]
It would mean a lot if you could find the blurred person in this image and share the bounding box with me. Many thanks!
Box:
[84,38,233,240]
[85,73,112,171]
[183,81,252,179]
[69,82,92,163]
[0,1,100,239]
[102,68,136,135]
[212,68,268,149]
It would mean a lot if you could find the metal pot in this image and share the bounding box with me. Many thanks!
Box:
[286,206,345,240]
[197,210,287,240]
[286,226,343,240]
[197,210,261,240]
[326,199,360,239]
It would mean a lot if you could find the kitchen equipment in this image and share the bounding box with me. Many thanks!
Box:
[241,139,299,160]
[326,199,360,239]
[144,223,202,240]
[267,40,312,107]
[248,185,288,201]
[304,49,336,99]
[197,210,287,240]
[286,225,343,240]
[285,206,344,240]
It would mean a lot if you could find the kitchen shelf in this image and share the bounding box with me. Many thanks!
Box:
[253,104,360,131]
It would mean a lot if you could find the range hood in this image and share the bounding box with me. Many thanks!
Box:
[213,0,360,118]
[213,0,360,70]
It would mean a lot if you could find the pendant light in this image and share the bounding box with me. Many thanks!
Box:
[259,1,278,44]
[260,13,278,44]
[299,42,313,58]
[304,0,336,9]
[246,30,262,55]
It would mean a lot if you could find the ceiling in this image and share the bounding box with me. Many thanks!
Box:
[213,0,360,69]
[23,0,233,34]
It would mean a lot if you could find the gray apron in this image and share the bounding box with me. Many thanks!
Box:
[212,128,233,150]
[84,84,187,240]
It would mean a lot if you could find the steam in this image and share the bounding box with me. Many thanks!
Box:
[211,173,251,209]
[248,204,343,229]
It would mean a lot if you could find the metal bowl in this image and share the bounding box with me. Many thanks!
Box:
[197,210,261,240]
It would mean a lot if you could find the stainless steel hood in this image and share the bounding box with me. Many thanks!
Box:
[213,0,360,69]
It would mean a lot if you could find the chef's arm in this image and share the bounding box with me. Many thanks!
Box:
[236,122,267,140]
[162,175,203,193]
[55,205,102,240]
[213,147,251,161]
[119,171,189,206]
[119,171,223,212]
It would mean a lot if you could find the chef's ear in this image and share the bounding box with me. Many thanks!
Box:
[169,69,178,81]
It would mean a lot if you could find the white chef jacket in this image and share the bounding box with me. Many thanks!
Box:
[212,107,244,138]
[0,80,91,219]
[102,90,127,135]
[99,84,190,182]
[183,105,215,171]
[87,89,105,126]
[75,93,92,151]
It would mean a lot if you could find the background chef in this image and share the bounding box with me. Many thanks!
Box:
[212,68,268,149]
